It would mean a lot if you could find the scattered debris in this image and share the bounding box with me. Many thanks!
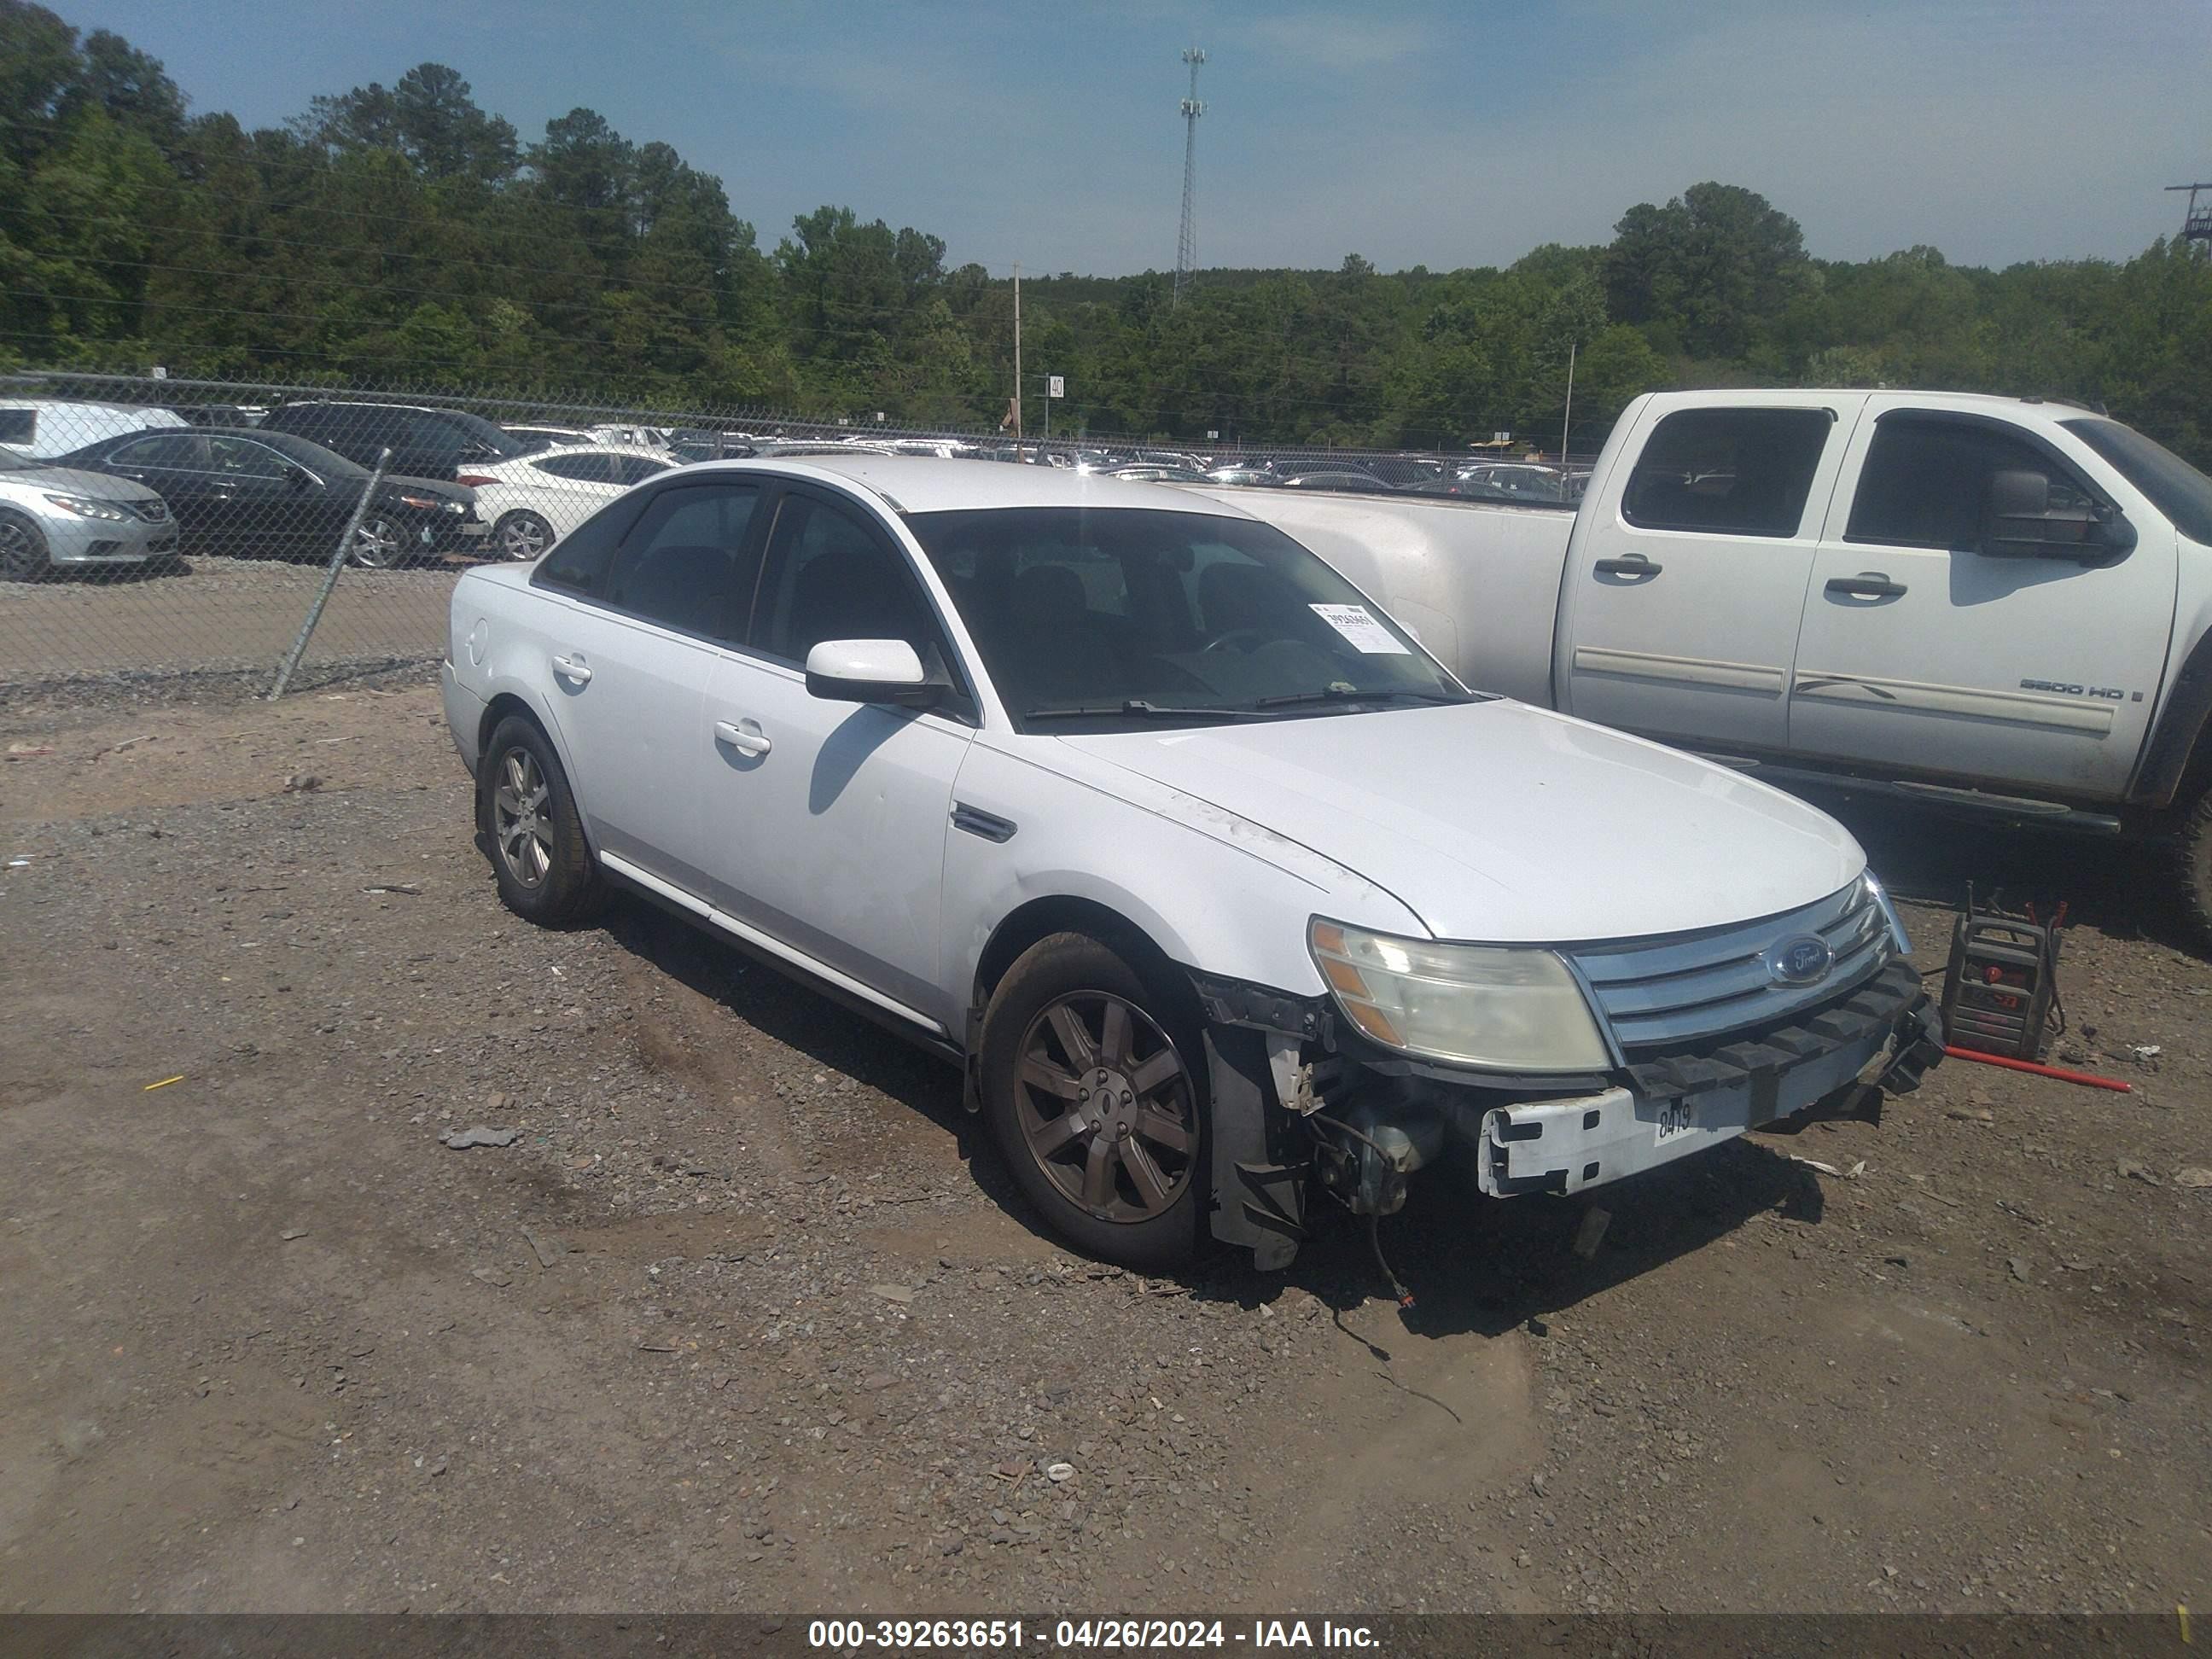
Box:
[362,882,423,896]
[2117,1158,2163,1186]
[4,743,54,760]
[279,1228,309,1241]
[142,1075,185,1092]
[2008,1256,2034,1284]
[2176,1167,2212,1190]
[470,1266,513,1287]
[282,773,321,794]
[1844,1159,1867,1179]
[439,1126,520,1150]
[1944,1106,1995,1123]
[3,858,27,868]
[1791,1156,1844,1177]
[1572,1206,1611,1260]
[427,1455,448,1477]
[1045,1461,1074,1482]
[521,1227,565,1268]
[2129,1045,2163,1062]
[867,1283,917,1305]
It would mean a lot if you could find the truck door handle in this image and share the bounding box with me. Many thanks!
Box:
[550,652,593,684]
[1593,556,1662,579]
[714,719,772,758]
[1825,573,1907,599]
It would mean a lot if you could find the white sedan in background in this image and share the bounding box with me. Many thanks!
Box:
[460,445,676,561]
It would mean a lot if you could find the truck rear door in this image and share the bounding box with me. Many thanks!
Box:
[1789,400,2175,800]
[1557,398,1857,751]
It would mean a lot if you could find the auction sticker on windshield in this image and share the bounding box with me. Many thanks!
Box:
[1308,603,1407,654]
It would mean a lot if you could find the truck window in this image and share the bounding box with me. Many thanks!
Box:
[1848,416,2095,549]
[1621,408,1831,538]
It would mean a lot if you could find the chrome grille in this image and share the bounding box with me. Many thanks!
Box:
[1571,879,1895,1051]
[125,498,169,522]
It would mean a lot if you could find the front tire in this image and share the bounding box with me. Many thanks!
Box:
[979,933,1208,1270]
[478,715,608,927]
[350,513,408,569]
[0,509,48,580]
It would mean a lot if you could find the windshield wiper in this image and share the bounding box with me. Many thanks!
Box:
[1024,700,1266,723]
[1248,687,1467,711]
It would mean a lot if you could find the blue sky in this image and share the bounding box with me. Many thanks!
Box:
[55,0,2212,276]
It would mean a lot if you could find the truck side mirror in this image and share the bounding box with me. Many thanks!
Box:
[1982,469,2134,560]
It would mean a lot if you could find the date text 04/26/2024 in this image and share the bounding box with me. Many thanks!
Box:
[805,1620,1382,1650]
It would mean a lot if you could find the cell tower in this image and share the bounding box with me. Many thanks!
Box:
[1174,46,1205,306]
[2167,182,2212,247]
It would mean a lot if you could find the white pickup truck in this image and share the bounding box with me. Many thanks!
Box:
[1218,391,2212,928]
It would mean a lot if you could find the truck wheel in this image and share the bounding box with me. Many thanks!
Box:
[979,933,1208,1271]
[2175,784,2212,946]
[478,714,608,928]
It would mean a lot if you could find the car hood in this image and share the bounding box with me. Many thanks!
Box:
[6,463,161,503]
[1052,701,1866,944]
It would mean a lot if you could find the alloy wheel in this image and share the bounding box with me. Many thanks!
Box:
[0,515,43,579]
[492,746,554,888]
[350,515,404,568]
[1014,991,1197,1223]
[498,512,552,561]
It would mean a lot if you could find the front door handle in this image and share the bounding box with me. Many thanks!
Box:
[1593,556,1663,579]
[550,652,593,684]
[1825,573,1907,599]
[714,719,772,758]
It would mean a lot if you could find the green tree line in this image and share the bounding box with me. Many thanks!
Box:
[3,3,2209,459]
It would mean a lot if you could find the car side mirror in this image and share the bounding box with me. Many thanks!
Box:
[1982,469,2134,560]
[804,639,941,707]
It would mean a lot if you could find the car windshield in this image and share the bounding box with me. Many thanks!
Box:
[905,506,1474,731]
[2062,417,2212,545]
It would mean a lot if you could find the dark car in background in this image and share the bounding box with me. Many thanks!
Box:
[57,428,483,568]
[259,400,527,481]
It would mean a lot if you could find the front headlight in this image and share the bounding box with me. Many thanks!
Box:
[1863,871,1911,956]
[396,492,445,510]
[43,492,129,521]
[1309,918,1612,1072]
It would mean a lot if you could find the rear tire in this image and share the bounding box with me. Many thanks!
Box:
[979,932,1208,1271]
[0,509,48,580]
[495,509,555,562]
[350,513,409,569]
[478,714,608,928]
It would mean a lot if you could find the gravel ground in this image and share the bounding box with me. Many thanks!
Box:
[0,684,2205,1615]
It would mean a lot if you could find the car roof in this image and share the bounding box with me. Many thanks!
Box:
[678,453,1253,517]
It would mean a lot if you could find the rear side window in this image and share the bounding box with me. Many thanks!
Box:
[615,456,671,486]
[534,494,649,595]
[602,484,764,639]
[1621,408,1833,538]
[533,453,614,484]
[1847,416,2097,549]
[111,433,204,468]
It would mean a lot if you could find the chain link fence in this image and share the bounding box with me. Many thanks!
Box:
[0,370,1578,705]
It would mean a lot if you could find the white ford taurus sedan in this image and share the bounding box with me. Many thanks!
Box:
[442,457,1941,1271]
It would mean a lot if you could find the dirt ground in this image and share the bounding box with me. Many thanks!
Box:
[0,683,2205,1615]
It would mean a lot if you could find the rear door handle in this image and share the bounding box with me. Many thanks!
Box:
[550,652,593,684]
[1593,556,1662,578]
[714,719,772,758]
[1825,573,1907,599]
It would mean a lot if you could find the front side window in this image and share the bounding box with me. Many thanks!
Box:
[752,495,946,667]
[208,436,295,481]
[906,506,1468,729]
[1621,407,1833,538]
[1847,417,2095,549]
[602,483,762,638]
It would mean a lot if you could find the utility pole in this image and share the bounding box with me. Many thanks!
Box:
[1012,262,1022,461]
[1174,46,1206,306]
[1558,341,1576,472]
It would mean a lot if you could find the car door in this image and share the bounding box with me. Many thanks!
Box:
[207,435,333,557]
[1790,401,2177,799]
[1557,399,1858,752]
[526,480,769,892]
[100,432,212,544]
[696,484,977,1032]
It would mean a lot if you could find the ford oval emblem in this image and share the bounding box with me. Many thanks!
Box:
[1766,933,1834,987]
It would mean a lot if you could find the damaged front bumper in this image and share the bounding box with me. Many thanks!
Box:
[1473,958,1941,1197]
[1193,957,1942,1260]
